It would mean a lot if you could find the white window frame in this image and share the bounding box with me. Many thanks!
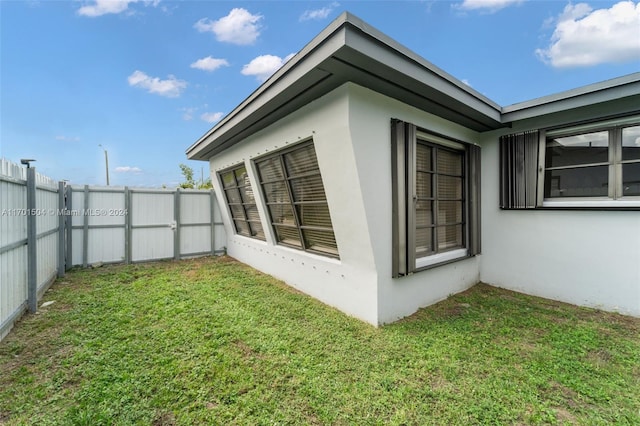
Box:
[540,115,640,207]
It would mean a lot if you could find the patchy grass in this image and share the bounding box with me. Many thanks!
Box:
[1,256,638,425]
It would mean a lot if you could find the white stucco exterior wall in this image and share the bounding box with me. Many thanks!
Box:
[209,85,380,325]
[209,83,487,325]
[208,81,638,324]
[345,84,482,324]
[480,126,640,317]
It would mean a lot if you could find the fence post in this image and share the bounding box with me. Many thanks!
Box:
[65,185,73,269]
[82,185,89,268]
[125,187,131,264]
[210,189,216,256]
[174,188,181,260]
[57,181,65,278]
[26,167,37,313]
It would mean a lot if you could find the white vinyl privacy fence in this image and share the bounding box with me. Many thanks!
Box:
[0,158,226,340]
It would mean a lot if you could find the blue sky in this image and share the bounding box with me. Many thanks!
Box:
[1,0,639,187]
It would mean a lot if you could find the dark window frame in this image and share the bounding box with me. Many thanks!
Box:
[218,163,265,240]
[392,119,481,278]
[254,139,339,258]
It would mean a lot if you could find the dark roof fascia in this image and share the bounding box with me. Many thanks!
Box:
[186,12,504,161]
[186,12,640,161]
[500,73,640,124]
[185,14,349,161]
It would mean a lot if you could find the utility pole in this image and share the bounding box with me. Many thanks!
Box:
[98,144,110,185]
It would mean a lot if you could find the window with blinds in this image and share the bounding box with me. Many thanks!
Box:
[416,139,465,256]
[219,164,265,240]
[499,116,640,209]
[255,140,339,258]
[392,119,481,277]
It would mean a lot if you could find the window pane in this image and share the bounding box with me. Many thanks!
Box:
[234,220,250,236]
[238,185,256,203]
[622,126,640,161]
[437,225,463,251]
[290,174,327,202]
[221,171,236,189]
[416,144,432,172]
[623,163,640,196]
[257,157,284,182]
[296,204,333,229]
[416,201,433,227]
[244,204,261,222]
[302,229,338,255]
[268,204,296,226]
[229,204,245,220]
[416,172,432,198]
[437,149,463,176]
[284,144,319,176]
[262,181,289,203]
[438,201,463,225]
[274,225,302,247]
[416,227,433,257]
[438,175,463,199]
[545,131,608,168]
[234,165,248,185]
[544,165,608,197]
[225,188,242,204]
[248,222,265,239]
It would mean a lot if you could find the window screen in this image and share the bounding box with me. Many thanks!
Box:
[255,140,339,258]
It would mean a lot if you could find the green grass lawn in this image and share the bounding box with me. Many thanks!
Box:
[1,256,638,425]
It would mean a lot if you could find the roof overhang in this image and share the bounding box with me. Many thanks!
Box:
[186,12,504,161]
[186,12,640,161]
[501,73,640,125]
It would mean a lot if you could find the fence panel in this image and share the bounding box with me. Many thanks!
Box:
[35,173,60,297]
[2,159,227,340]
[0,160,28,339]
[180,190,213,257]
[131,190,175,262]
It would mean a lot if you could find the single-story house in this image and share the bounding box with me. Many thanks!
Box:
[186,12,640,325]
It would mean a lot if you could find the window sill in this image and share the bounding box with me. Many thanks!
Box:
[542,199,640,209]
[415,248,469,270]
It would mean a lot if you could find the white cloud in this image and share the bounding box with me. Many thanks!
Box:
[127,70,187,98]
[300,2,339,21]
[457,0,523,12]
[115,166,142,173]
[55,135,80,142]
[536,1,640,68]
[194,8,262,45]
[180,107,197,121]
[241,53,296,82]
[200,112,224,123]
[190,56,230,72]
[77,0,159,17]
[461,79,472,87]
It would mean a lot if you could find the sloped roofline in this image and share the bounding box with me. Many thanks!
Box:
[186,12,640,160]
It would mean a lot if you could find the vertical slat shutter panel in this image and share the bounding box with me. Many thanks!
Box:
[391,119,408,278]
[499,130,539,209]
[468,143,481,256]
